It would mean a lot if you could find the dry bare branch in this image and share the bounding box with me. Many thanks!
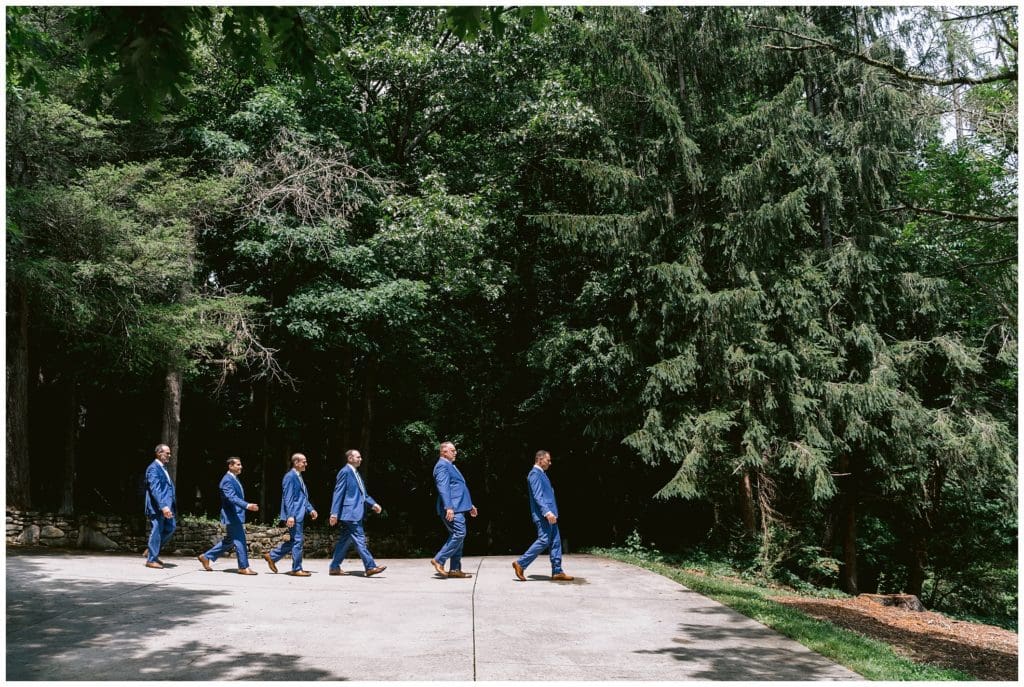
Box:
[756,24,1018,86]
[240,129,391,227]
[881,205,1018,224]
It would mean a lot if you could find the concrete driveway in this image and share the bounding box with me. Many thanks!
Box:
[6,550,859,680]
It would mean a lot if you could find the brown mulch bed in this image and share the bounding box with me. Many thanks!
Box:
[775,595,1018,681]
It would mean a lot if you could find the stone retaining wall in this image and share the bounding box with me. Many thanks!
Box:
[6,508,355,559]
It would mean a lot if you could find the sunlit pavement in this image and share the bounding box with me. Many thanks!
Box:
[6,551,859,680]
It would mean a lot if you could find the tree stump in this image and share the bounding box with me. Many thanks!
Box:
[859,593,926,611]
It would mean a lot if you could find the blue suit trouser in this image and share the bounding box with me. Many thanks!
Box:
[202,522,250,569]
[269,520,305,571]
[147,515,176,562]
[434,512,467,571]
[329,520,377,571]
[517,518,563,574]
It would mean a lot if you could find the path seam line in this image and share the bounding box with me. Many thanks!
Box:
[471,557,483,681]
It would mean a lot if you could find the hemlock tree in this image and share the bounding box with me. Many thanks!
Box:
[524,6,1014,593]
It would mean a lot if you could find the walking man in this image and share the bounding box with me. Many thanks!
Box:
[198,457,260,575]
[144,444,177,569]
[513,450,573,582]
[430,441,477,578]
[265,453,317,576]
[328,449,386,577]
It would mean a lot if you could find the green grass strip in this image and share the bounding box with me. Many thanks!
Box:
[592,548,975,681]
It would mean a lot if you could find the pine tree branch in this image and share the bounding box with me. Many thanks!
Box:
[930,244,1016,324]
[755,24,1018,86]
[938,7,1015,23]
[950,255,1017,269]
[882,205,1018,224]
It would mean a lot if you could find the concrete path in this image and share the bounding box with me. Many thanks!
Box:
[6,550,859,681]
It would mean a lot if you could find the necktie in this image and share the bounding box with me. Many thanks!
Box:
[352,465,366,496]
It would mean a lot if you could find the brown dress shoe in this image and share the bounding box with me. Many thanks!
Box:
[263,553,278,574]
[365,565,387,577]
[551,572,574,581]
[144,561,164,569]
[448,570,472,579]
[287,570,311,577]
[237,568,258,575]
[430,559,447,577]
[329,568,345,576]
[197,554,212,571]
[512,561,526,581]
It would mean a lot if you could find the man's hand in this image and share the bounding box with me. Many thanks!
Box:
[329,515,339,526]
[372,503,382,514]
[286,516,295,527]
[469,506,478,518]
[247,503,259,512]
[546,512,557,524]
[445,507,454,522]
[162,507,173,519]
[310,510,318,520]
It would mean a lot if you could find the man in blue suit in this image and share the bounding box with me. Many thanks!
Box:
[513,450,574,582]
[198,457,260,575]
[328,449,387,577]
[144,444,177,569]
[264,453,318,576]
[430,441,478,579]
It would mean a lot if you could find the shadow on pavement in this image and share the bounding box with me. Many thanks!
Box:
[634,610,859,681]
[6,556,345,680]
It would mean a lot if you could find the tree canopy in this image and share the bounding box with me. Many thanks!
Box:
[6,5,1017,626]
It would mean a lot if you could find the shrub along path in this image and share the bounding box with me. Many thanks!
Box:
[775,595,1017,681]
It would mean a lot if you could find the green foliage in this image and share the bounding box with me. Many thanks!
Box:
[444,6,550,41]
[7,93,122,185]
[6,6,1015,628]
[623,528,663,562]
[520,6,1014,620]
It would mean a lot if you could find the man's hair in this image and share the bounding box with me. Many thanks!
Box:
[535,450,550,463]
[155,444,170,455]
[439,441,455,452]
[291,453,306,466]
[226,456,241,467]
[345,449,360,461]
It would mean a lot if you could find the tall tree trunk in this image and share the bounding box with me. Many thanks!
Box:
[7,283,32,509]
[359,355,377,477]
[943,9,965,146]
[338,345,353,450]
[837,453,858,594]
[805,72,832,251]
[161,365,183,485]
[907,465,943,597]
[738,470,757,536]
[253,379,272,524]
[906,527,928,598]
[58,373,78,515]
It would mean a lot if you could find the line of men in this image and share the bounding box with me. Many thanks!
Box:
[143,441,573,581]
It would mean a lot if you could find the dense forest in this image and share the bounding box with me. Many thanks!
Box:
[6,6,1017,623]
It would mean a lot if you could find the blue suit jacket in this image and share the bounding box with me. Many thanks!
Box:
[330,464,377,521]
[219,472,250,525]
[434,458,473,515]
[528,466,558,522]
[279,469,314,522]
[144,460,176,517]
